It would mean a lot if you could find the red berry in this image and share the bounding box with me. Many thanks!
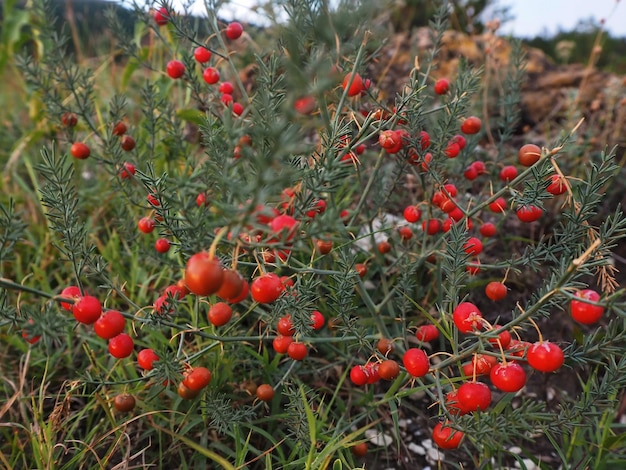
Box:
[518,143,541,166]
[70,142,90,160]
[460,116,482,134]
[487,325,512,348]
[453,302,483,333]
[166,60,185,79]
[183,366,212,390]
[527,341,564,373]
[272,335,293,354]
[479,222,497,237]
[294,95,317,114]
[94,310,126,339]
[432,421,464,449]
[516,205,543,223]
[216,269,244,301]
[571,289,604,324]
[138,217,155,234]
[154,6,169,25]
[342,72,364,97]
[137,348,160,370]
[547,174,567,195]
[225,21,243,40]
[434,78,450,95]
[184,252,224,296]
[445,141,461,158]
[72,295,102,325]
[310,310,325,330]
[60,285,81,311]
[194,46,212,63]
[61,112,78,127]
[287,342,307,361]
[350,365,369,386]
[203,67,220,85]
[250,273,284,304]
[208,302,233,327]
[378,359,400,380]
[119,162,135,179]
[415,324,439,342]
[269,214,298,240]
[490,362,527,392]
[402,348,430,377]
[403,205,421,223]
[457,381,491,412]
[277,315,295,336]
[489,197,507,213]
[155,238,170,253]
[485,281,507,301]
[219,81,234,94]
[108,333,134,359]
[500,165,518,182]
[463,237,483,256]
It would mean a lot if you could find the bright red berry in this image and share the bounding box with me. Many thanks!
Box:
[434,78,450,95]
[108,333,134,359]
[194,46,212,63]
[166,60,185,79]
[72,295,102,325]
[225,21,243,40]
[571,289,604,324]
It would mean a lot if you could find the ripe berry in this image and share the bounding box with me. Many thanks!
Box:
[225,21,243,40]
[61,112,78,127]
[415,324,439,342]
[527,341,564,373]
[490,362,527,392]
[72,295,102,325]
[489,197,507,213]
[453,302,484,333]
[277,315,295,336]
[194,46,212,63]
[463,237,483,256]
[120,135,136,151]
[571,289,604,324]
[479,222,497,237]
[547,175,567,195]
[155,238,170,253]
[70,142,90,160]
[256,383,275,402]
[311,310,325,330]
[203,67,220,85]
[94,310,126,339]
[403,205,421,223]
[287,342,308,361]
[376,338,394,355]
[434,78,450,95]
[516,205,543,223]
[250,273,284,304]
[166,60,185,79]
[518,143,541,166]
[378,359,400,380]
[432,421,464,449]
[119,162,135,179]
[183,366,212,390]
[154,6,169,25]
[403,348,429,377]
[184,252,224,296]
[485,281,507,301]
[208,302,233,327]
[457,381,491,412]
[342,72,364,97]
[487,325,512,348]
[460,116,481,134]
[445,141,461,158]
[500,165,518,182]
[216,269,244,301]
[272,335,293,354]
[60,285,81,311]
[230,100,243,114]
[137,348,160,370]
[138,217,155,234]
[108,333,134,359]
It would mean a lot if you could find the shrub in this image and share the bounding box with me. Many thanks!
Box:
[1,0,626,468]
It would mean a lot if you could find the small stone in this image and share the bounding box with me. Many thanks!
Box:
[426,446,442,462]
[365,429,394,447]
[508,446,522,454]
[408,442,426,455]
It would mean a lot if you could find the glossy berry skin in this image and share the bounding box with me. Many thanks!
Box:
[457,381,492,412]
[547,175,567,195]
[415,324,439,342]
[518,143,541,166]
[225,21,244,40]
[463,237,483,256]
[489,197,507,213]
[287,342,307,361]
[137,348,159,370]
[112,121,127,136]
[155,238,170,253]
[113,394,136,413]
[403,205,421,223]
[154,7,169,25]
[216,269,244,301]
[183,366,212,391]
[453,302,483,333]
[272,335,293,354]
[378,359,400,380]
[208,302,233,327]
[403,348,429,377]
[342,72,364,97]
[269,214,298,240]
[485,281,507,301]
[119,162,135,179]
[108,333,134,359]
[256,384,275,402]
[138,217,155,234]
[434,78,450,95]
[203,67,220,84]
[94,310,126,339]
[571,289,604,324]
[60,285,81,311]
[311,310,325,330]
[72,295,102,325]
[460,116,481,134]
[278,314,296,336]
[166,60,185,79]
[251,273,284,304]
[490,362,527,392]
[194,46,212,63]
[500,165,518,182]
[71,142,90,160]
[516,205,543,223]
[527,341,564,373]
[184,252,224,296]
[350,365,369,385]
[432,422,464,449]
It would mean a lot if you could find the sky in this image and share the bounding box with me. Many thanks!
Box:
[166,0,626,38]
[493,0,625,38]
